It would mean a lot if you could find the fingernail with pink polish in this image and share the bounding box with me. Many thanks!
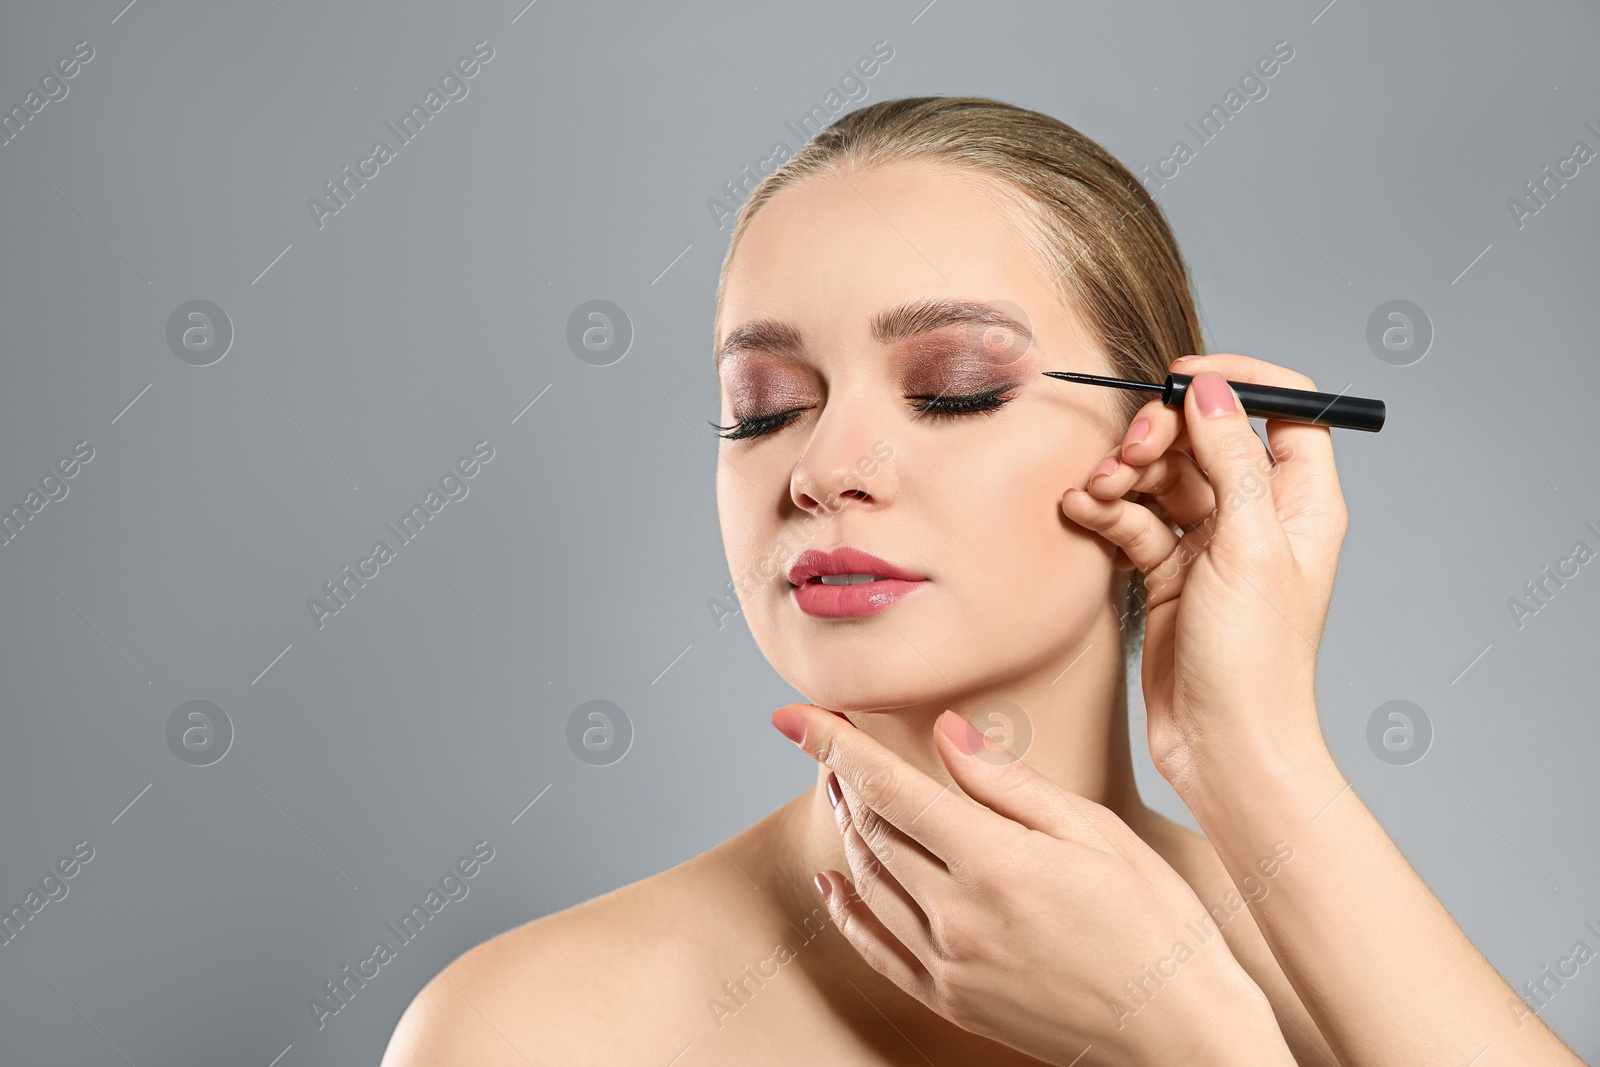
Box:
[1192,372,1237,417]
[813,872,832,901]
[938,711,985,755]
[772,706,806,745]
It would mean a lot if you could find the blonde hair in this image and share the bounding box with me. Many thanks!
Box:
[714,95,1208,663]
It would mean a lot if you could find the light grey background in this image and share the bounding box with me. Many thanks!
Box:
[2,0,1597,1063]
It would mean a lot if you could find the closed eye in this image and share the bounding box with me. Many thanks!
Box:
[710,407,808,441]
[907,384,1018,420]
[711,385,1019,441]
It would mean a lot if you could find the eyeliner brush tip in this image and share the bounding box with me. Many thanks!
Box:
[1040,370,1163,393]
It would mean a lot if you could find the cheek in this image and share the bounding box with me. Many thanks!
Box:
[717,456,796,601]
[716,458,814,683]
[716,464,763,577]
[930,428,1110,618]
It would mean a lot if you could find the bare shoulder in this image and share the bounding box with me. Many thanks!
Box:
[381,844,755,1067]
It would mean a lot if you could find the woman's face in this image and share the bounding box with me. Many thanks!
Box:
[714,160,1123,713]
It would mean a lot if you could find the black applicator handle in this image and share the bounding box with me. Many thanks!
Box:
[1165,372,1386,432]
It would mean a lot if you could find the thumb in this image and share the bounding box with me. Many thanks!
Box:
[932,711,1114,848]
[1181,370,1279,543]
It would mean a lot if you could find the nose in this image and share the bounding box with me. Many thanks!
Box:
[788,394,896,516]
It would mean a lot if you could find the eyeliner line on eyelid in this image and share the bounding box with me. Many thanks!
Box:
[715,380,1023,439]
[723,374,1023,411]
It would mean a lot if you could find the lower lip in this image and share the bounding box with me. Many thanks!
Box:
[791,578,927,618]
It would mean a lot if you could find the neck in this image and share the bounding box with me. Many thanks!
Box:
[764,603,1149,1045]
[805,600,1145,828]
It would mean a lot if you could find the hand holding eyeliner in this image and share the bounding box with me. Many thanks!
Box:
[1040,370,1386,432]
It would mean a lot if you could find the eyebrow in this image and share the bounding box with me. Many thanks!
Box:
[715,299,1033,368]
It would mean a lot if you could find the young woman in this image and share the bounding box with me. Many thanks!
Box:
[382,97,1585,1066]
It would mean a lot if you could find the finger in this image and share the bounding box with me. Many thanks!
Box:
[1084,447,1217,530]
[771,704,987,865]
[832,777,940,953]
[1120,354,1282,461]
[1180,371,1284,547]
[931,711,1118,856]
[1162,353,1344,548]
[828,769,949,888]
[1168,351,1333,468]
[932,713,1190,894]
[1115,361,1194,467]
[814,869,932,999]
[1140,525,1207,609]
[1133,491,1185,534]
[827,772,939,953]
[1060,485,1181,579]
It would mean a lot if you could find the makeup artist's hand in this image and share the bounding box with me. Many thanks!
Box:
[1060,354,1346,786]
[770,702,1297,1067]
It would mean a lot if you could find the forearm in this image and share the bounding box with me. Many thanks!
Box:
[1171,718,1585,1067]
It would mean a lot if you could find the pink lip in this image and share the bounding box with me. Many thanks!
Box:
[787,547,928,619]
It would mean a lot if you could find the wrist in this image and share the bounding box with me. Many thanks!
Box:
[1163,707,1339,814]
[1167,737,1347,883]
[1175,968,1296,1067]
[1192,1016,1297,1067]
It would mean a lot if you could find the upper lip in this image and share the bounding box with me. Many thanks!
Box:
[787,546,927,586]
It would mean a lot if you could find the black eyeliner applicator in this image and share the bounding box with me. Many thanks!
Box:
[1040,370,1386,432]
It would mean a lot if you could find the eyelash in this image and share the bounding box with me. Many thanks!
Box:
[710,385,1018,441]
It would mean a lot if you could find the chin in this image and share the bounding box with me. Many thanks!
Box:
[764,634,966,716]
[781,684,938,717]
